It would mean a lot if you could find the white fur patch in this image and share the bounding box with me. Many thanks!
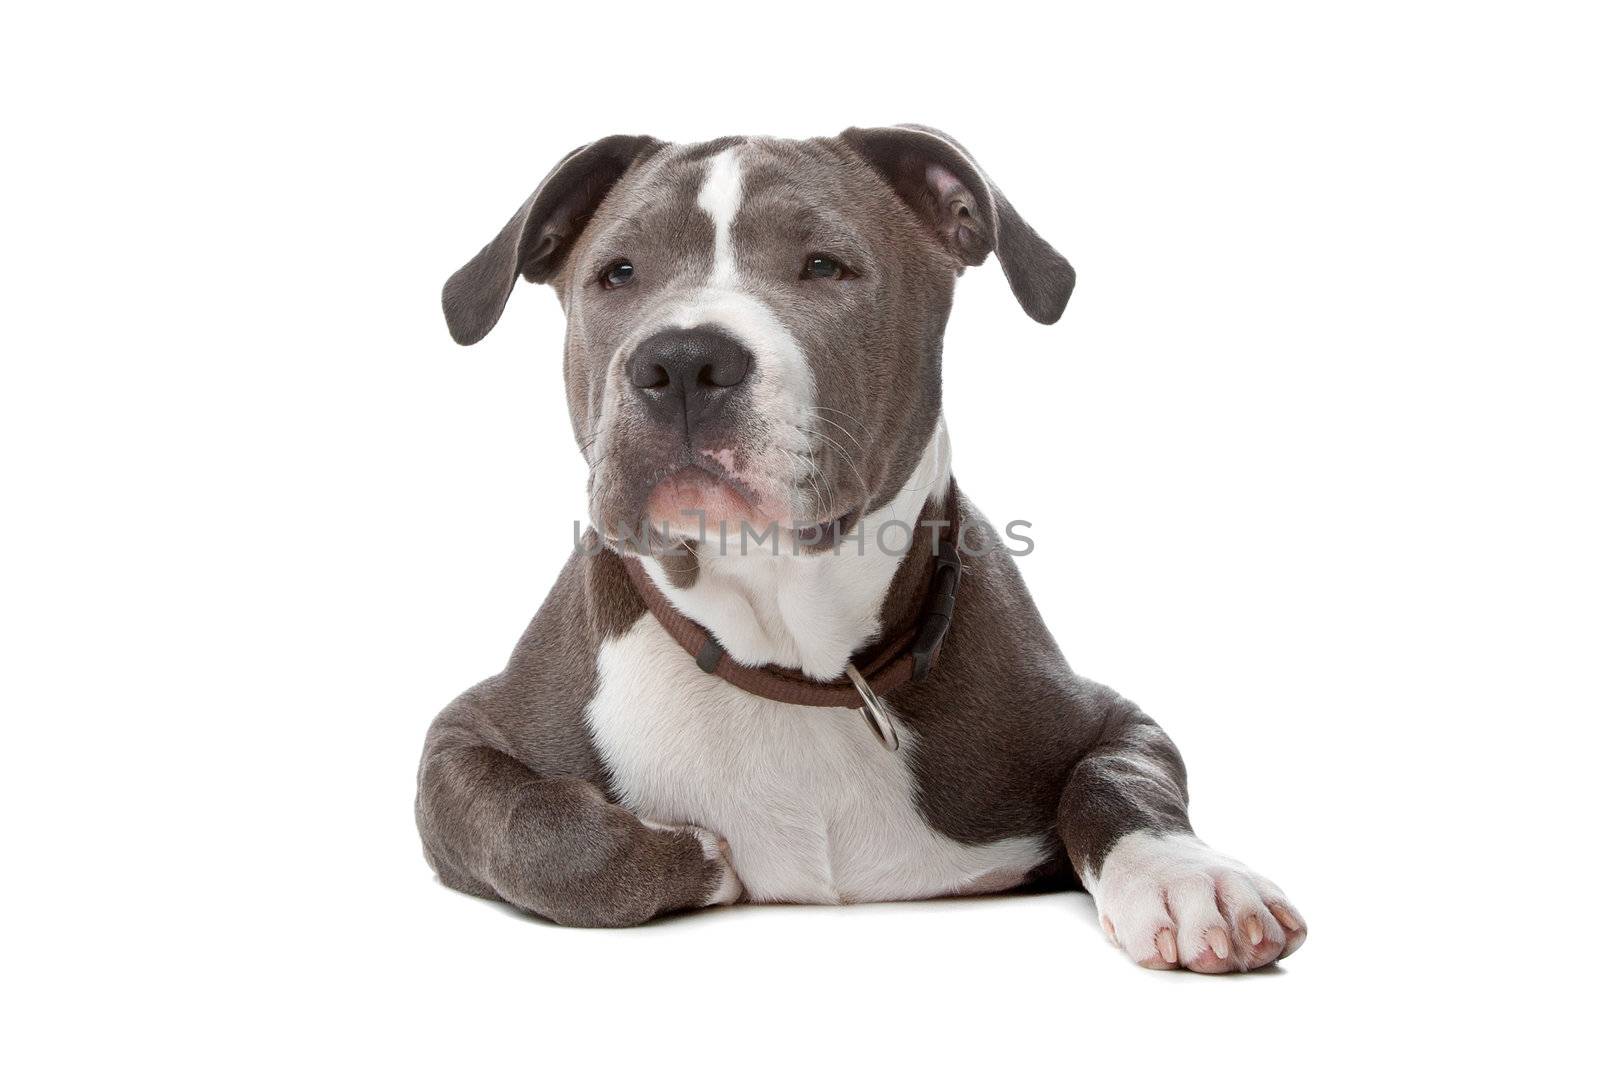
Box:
[696,148,743,287]
[586,609,1047,904]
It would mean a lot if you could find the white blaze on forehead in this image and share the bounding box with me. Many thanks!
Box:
[696,148,744,286]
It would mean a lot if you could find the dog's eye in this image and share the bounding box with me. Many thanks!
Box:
[600,260,635,289]
[802,255,852,281]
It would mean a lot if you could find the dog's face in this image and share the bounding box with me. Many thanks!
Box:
[443,127,1074,549]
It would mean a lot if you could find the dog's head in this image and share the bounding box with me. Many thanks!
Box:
[443,126,1073,549]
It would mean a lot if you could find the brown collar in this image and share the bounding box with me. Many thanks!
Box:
[619,490,963,746]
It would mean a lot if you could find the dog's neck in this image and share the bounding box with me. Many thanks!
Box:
[638,420,952,680]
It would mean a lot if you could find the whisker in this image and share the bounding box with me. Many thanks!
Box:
[803,427,869,507]
[804,404,866,429]
[779,444,837,525]
[808,413,865,455]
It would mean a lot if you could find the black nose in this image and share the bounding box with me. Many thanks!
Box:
[627,326,751,433]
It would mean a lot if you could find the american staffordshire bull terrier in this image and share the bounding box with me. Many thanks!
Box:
[415,125,1306,972]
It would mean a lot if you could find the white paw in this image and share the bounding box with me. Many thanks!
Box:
[1087,831,1306,973]
[643,819,744,906]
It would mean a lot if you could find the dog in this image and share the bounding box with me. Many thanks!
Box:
[415,125,1306,972]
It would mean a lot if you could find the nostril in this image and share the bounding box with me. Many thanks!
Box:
[635,362,670,390]
[703,347,750,389]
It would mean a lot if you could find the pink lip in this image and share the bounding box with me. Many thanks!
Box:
[645,467,767,530]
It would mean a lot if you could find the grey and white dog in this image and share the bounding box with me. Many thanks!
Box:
[416,125,1307,972]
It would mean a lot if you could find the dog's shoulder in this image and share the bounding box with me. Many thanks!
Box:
[890,505,1128,849]
[428,538,646,788]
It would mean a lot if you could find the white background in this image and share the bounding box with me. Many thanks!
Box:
[4,1,1595,1062]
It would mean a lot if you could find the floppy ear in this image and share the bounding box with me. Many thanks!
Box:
[442,134,664,345]
[839,125,1075,324]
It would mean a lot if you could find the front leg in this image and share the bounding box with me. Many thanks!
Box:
[1058,690,1307,972]
[416,710,740,927]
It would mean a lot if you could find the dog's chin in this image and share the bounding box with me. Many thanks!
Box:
[788,510,860,552]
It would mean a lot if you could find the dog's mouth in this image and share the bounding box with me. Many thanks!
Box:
[645,465,764,531]
[639,461,859,552]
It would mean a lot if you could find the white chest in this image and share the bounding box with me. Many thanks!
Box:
[584,615,1049,904]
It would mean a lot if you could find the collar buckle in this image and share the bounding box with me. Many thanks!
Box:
[908,538,962,682]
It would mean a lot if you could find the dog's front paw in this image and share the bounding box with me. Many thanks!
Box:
[1089,831,1306,973]
[644,819,744,906]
